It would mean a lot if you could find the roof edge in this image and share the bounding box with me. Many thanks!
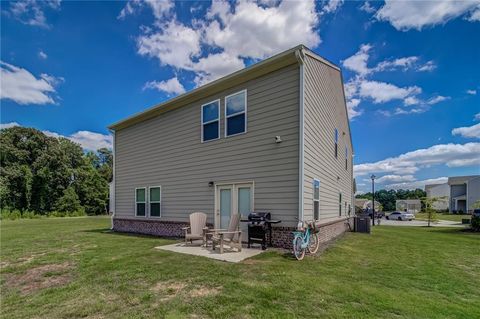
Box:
[109,44,306,131]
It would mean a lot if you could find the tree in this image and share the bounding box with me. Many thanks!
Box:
[54,186,83,213]
[422,197,437,227]
[0,127,111,215]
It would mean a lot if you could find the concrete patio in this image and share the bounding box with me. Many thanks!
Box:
[155,241,266,263]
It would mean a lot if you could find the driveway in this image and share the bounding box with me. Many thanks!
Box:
[378,219,466,228]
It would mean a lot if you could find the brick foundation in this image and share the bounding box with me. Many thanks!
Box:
[269,217,352,249]
[112,217,352,250]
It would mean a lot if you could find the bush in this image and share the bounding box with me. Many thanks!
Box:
[54,187,83,213]
[0,208,85,220]
[471,215,480,232]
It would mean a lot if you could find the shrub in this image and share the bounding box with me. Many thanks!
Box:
[471,215,480,232]
[54,187,83,213]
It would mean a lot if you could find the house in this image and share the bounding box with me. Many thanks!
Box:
[108,45,354,249]
[447,175,480,213]
[425,183,449,211]
[395,200,421,214]
[354,199,381,212]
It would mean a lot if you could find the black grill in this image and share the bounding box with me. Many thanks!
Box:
[244,212,280,250]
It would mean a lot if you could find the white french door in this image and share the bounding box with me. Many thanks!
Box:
[215,182,254,238]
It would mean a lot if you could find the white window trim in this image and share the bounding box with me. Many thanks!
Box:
[313,179,320,220]
[148,186,162,218]
[135,187,147,217]
[201,99,220,143]
[225,89,247,138]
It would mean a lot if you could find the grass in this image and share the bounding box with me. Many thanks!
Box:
[415,212,471,222]
[1,217,479,318]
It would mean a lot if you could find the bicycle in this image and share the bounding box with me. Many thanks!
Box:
[292,220,320,260]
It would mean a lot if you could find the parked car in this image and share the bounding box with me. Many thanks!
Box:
[472,209,480,218]
[386,211,415,221]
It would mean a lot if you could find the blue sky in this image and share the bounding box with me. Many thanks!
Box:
[1,0,479,192]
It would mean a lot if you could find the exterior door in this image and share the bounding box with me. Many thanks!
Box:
[217,185,233,229]
[215,183,254,239]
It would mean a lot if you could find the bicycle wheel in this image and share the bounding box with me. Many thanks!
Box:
[307,233,319,254]
[293,235,305,260]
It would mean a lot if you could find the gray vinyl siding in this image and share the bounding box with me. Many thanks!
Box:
[115,64,300,226]
[302,55,354,220]
[467,177,480,212]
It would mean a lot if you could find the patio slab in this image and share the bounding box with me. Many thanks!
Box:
[155,241,265,263]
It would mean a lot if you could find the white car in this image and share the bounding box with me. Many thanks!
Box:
[386,211,415,221]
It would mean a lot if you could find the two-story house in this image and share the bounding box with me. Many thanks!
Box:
[108,45,354,248]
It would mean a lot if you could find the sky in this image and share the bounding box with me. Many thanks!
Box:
[1,0,479,193]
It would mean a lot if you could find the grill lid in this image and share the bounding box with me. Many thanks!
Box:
[248,212,271,221]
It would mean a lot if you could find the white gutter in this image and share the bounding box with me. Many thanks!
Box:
[296,48,305,221]
[109,129,115,230]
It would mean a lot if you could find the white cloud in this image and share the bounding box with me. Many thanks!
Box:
[143,77,186,96]
[359,1,376,14]
[191,52,245,86]
[1,122,112,151]
[354,142,480,177]
[118,0,174,20]
[467,89,477,95]
[375,0,480,31]
[342,44,372,76]
[0,61,62,105]
[127,0,320,88]
[385,177,449,191]
[137,20,202,70]
[452,123,480,139]
[68,131,113,151]
[427,95,449,105]
[417,60,436,72]
[0,122,20,129]
[322,0,344,14]
[358,80,421,104]
[374,56,419,72]
[375,174,416,184]
[346,98,362,119]
[475,113,480,121]
[203,0,320,59]
[38,50,48,59]
[7,0,61,28]
[468,6,480,21]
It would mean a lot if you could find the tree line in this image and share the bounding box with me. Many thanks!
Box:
[356,188,426,212]
[0,127,112,215]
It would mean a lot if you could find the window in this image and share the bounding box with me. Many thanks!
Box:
[225,90,247,137]
[149,186,161,217]
[334,128,338,158]
[313,179,320,220]
[339,193,342,216]
[135,188,146,216]
[345,146,348,170]
[201,100,220,142]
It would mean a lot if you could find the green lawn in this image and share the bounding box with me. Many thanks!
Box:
[1,217,479,318]
[415,212,471,222]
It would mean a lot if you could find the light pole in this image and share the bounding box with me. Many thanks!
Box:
[371,174,376,226]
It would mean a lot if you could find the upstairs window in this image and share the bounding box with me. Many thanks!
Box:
[334,128,338,158]
[313,179,320,220]
[225,90,247,137]
[345,146,348,170]
[201,100,220,142]
[135,188,146,217]
[149,186,161,217]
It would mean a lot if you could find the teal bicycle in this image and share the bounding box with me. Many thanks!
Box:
[292,220,320,260]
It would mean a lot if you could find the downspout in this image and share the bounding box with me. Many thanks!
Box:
[109,129,116,230]
[295,48,305,221]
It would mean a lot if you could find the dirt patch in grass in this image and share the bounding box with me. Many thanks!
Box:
[5,262,73,295]
[189,286,221,298]
[151,281,221,301]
